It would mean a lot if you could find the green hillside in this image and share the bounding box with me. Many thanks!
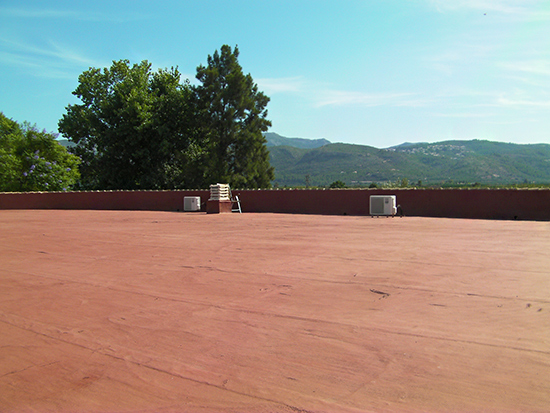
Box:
[268,139,550,187]
[263,132,331,149]
[58,135,550,188]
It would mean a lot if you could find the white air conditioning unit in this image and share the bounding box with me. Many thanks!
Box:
[370,195,397,216]
[184,196,201,212]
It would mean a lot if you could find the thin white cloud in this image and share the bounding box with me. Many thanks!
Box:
[314,90,427,108]
[430,111,494,118]
[500,60,550,77]
[1,37,100,66]
[0,6,148,23]
[425,37,502,76]
[0,8,79,19]
[48,41,103,68]
[256,77,305,94]
[432,88,550,110]
[429,0,533,14]
[0,36,105,79]
[255,76,429,109]
[496,96,550,108]
[438,88,550,110]
[428,0,550,21]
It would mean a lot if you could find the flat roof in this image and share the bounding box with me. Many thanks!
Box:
[1,210,549,412]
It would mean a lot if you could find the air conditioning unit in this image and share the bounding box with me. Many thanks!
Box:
[370,195,397,216]
[184,196,201,212]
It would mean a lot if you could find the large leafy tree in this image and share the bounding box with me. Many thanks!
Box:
[195,45,274,188]
[58,60,197,189]
[0,112,80,192]
[59,49,274,190]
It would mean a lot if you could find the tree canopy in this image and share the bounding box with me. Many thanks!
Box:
[58,46,274,190]
[0,112,80,192]
[195,45,274,188]
[58,60,197,190]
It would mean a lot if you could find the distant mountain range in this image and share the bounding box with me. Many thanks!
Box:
[264,133,550,187]
[57,134,550,187]
[264,132,331,149]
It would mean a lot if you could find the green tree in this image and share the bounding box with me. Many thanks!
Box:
[58,60,197,189]
[0,114,20,190]
[195,45,274,188]
[0,113,80,192]
[329,180,347,188]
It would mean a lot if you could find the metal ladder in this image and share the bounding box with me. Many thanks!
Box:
[229,187,242,213]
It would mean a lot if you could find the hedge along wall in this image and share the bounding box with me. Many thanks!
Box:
[0,188,549,221]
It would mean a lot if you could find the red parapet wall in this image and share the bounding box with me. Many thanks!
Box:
[0,189,549,220]
[231,189,550,220]
[0,190,209,212]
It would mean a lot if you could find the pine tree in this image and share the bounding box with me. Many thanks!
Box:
[195,45,274,188]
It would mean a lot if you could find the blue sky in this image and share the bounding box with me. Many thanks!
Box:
[1,0,549,148]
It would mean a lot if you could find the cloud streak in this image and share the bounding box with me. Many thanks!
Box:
[500,60,550,77]
[430,0,533,14]
[428,0,550,21]
[0,6,148,23]
[0,36,105,79]
[256,77,305,94]
[314,90,427,108]
[496,96,550,108]
[256,76,430,109]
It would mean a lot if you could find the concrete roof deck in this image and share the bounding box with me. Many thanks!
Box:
[1,210,549,412]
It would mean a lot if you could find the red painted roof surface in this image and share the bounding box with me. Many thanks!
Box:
[1,210,549,412]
